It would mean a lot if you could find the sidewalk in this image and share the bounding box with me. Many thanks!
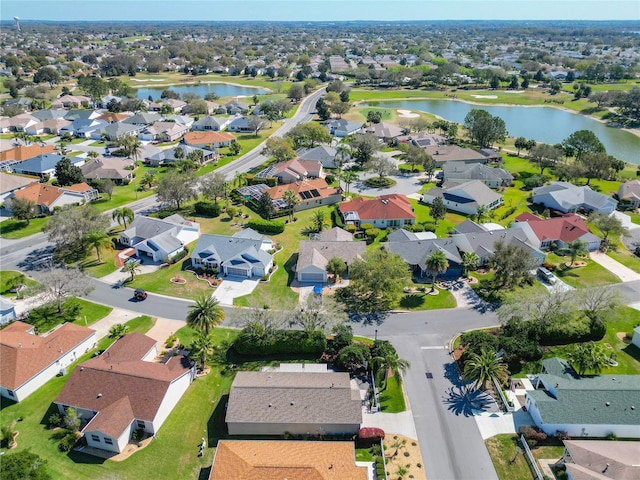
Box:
[589,251,640,283]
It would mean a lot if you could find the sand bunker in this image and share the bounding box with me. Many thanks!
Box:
[471,94,498,99]
[397,109,420,118]
[504,90,525,94]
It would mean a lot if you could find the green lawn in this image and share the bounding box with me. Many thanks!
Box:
[129,258,214,301]
[378,376,406,413]
[68,298,113,327]
[0,216,49,239]
[486,434,565,480]
[630,213,640,225]
[397,287,457,310]
[608,249,640,274]
[546,253,620,288]
[1,270,39,296]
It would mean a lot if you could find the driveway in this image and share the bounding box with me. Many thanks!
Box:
[589,251,640,283]
[353,171,426,197]
[212,277,259,306]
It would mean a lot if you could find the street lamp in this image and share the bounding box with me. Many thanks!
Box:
[374,329,378,341]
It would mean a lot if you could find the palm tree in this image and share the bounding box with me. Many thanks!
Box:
[186,295,225,335]
[311,210,329,233]
[283,189,299,222]
[108,323,130,339]
[127,136,142,162]
[474,205,491,224]
[335,143,351,184]
[190,331,215,369]
[463,349,508,391]
[141,171,157,190]
[568,342,610,376]
[341,170,359,196]
[123,260,141,281]
[372,351,410,390]
[425,250,449,292]
[112,207,135,229]
[567,239,588,267]
[83,229,111,263]
[461,252,480,277]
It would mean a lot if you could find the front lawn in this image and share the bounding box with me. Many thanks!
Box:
[0,270,39,296]
[607,249,640,274]
[378,375,406,413]
[545,253,620,288]
[0,216,49,239]
[486,434,564,480]
[68,298,113,327]
[397,287,457,310]
[129,258,215,301]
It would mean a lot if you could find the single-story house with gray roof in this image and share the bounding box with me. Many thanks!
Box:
[190,230,274,278]
[386,236,463,278]
[617,179,640,209]
[532,182,618,215]
[297,145,347,169]
[442,162,513,189]
[226,370,362,436]
[120,214,200,263]
[12,153,82,179]
[422,180,503,216]
[323,119,362,137]
[144,145,216,167]
[525,358,640,438]
[192,116,232,132]
[90,122,144,141]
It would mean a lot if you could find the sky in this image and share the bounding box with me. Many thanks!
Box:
[1,0,638,22]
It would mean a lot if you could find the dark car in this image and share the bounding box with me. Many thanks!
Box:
[635,246,640,258]
[134,289,147,301]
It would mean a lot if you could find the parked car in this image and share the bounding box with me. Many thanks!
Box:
[635,246,640,258]
[537,266,557,284]
[134,289,147,301]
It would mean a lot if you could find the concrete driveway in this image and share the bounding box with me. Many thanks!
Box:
[212,277,259,306]
[589,251,640,283]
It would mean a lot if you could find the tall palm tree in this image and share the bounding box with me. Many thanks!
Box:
[123,260,141,281]
[186,295,225,335]
[283,189,299,222]
[567,239,588,267]
[83,229,111,263]
[425,250,449,292]
[112,207,135,229]
[461,252,480,277]
[311,210,329,233]
[463,349,508,391]
[474,205,491,224]
[127,136,142,162]
[341,170,358,196]
[335,143,351,185]
[190,331,215,369]
[372,351,410,390]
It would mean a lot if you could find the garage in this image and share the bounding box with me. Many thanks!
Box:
[226,267,250,277]
[298,271,326,283]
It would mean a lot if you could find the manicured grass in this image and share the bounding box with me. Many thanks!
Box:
[378,375,406,413]
[486,434,565,480]
[73,227,122,278]
[397,287,457,310]
[409,198,467,237]
[630,213,640,225]
[546,253,620,288]
[608,249,640,274]
[0,270,39,296]
[129,258,215,301]
[96,315,155,351]
[0,216,49,239]
[355,448,375,461]
[68,298,113,327]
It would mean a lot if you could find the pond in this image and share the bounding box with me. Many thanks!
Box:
[136,83,269,101]
[364,99,640,164]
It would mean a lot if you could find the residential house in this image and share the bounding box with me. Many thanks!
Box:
[422,180,503,216]
[323,119,363,137]
[0,172,39,202]
[120,214,200,263]
[560,440,640,480]
[296,227,366,283]
[164,114,194,128]
[0,321,96,402]
[0,297,16,324]
[525,357,640,438]
[95,112,131,124]
[617,179,640,209]
[122,112,162,126]
[81,156,135,184]
[183,131,236,149]
[424,144,492,167]
[163,98,187,113]
[145,145,216,167]
[297,145,347,169]
[30,109,68,122]
[397,131,446,148]
[59,118,108,138]
[51,94,91,109]
[7,113,39,132]
[0,143,56,163]
[61,182,100,202]
[532,182,618,215]
[452,221,545,266]
[225,370,362,435]
[266,178,342,212]
[25,118,72,136]
[190,230,274,278]
[226,116,253,133]
[255,158,324,184]
[386,234,463,278]
[63,109,102,122]
[138,121,190,143]
[442,163,514,189]
[387,228,437,242]
[54,333,196,453]
[12,153,82,179]
[363,122,405,143]
[513,212,601,252]
[339,194,416,229]
[192,116,232,132]
[224,100,250,115]
[90,122,144,141]
[209,441,368,480]
[8,182,95,214]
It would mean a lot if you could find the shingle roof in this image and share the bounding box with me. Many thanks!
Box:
[339,194,415,222]
[514,213,597,244]
[298,145,339,164]
[443,162,513,184]
[192,234,272,270]
[0,321,95,390]
[209,440,368,480]
[183,130,236,145]
[431,180,503,207]
[81,156,134,180]
[618,180,640,202]
[563,440,640,480]
[256,159,321,181]
[0,172,39,194]
[452,223,542,259]
[533,182,618,212]
[226,371,362,426]
[13,153,64,174]
[386,238,462,270]
[297,236,366,271]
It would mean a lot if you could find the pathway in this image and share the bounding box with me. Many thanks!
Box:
[88,306,184,344]
[589,251,640,282]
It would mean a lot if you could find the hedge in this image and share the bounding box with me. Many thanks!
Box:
[233,329,327,355]
[247,218,285,234]
[194,201,221,217]
[358,427,385,441]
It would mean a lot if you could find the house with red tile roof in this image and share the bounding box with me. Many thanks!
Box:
[8,182,97,214]
[0,321,96,402]
[55,332,196,453]
[0,143,56,162]
[339,193,416,229]
[513,212,601,251]
[183,130,236,148]
[209,440,368,480]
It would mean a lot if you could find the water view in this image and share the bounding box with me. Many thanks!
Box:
[365,99,640,164]
[137,83,269,101]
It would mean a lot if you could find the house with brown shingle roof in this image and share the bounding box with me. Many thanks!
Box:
[0,172,39,203]
[0,143,56,162]
[55,332,196,453]
[81,156,134,184]
[8,182,96,214]
[256,158,324,184]
[209,440,368,480]
[226,371,362,436]
[339,193,416,229]
[0,321,96,402]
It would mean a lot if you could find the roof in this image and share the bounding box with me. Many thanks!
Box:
[563,440,640,480]
[387,237,462,271]
[324,119,362,134]
[81,156,134,180]
[339,194,415,222]
[514,213,597,244]
[0,143,56,162]
[13,153,65,174]
[454,219,489,235]
[427,180,503,207]
[452,223,542,259]
[0,321,95,390]
[122,112,162,125]
[123,215,196,249]
[63,182,95,193]
[146,144,214,163]
[528,358,640,427]
[443,162,513,184]
[0,172,39,194]
[265,178,340,205]
[297,234,366,272]
[183,131,236,146]
[533,182,618,212]
[424,144,487,163]
[618,180,640,202]
[11,182,82,207]
[192,234,273,270]
[319,227,354,242]
[209,440,368,480]
[256,158,322,181]
[226,371,362,426]
[364,122,405,139]
[298,145,339,164]
[55,333,193,438]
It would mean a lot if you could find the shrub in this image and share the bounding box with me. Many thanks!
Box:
[48,413,62,429]
[522,174,548,190]
[194,201,221,217]
[410,223,425,232]
[360,223,374,231]
[331,208,344,227]
[247,218,285,234]
[422,222,436,232]
[58,430,79,452]
[169,248,189,264]
[519,425,547,447]
[555,430,570,440]
[325,174,335,184]
[359,427,385,441]
[233,328,326,355]
[346,224,357,233]
[365,228,380,240]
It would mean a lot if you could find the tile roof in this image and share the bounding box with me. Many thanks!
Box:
[183,131,236,145]
[226,372,362,426]
[11,182,79,207]
[209,440,368,480]
[0,143,56,161]
[339,194,415,222]
[266,178,339,202]
[0,321,96,390]
[514,213,596,244]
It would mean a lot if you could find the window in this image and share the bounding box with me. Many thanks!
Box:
[137,420,145,429]
[91,434,100,442]
[104,438,113,445]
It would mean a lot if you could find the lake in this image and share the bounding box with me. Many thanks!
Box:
[137,83,269,101]
[364,99,640,164]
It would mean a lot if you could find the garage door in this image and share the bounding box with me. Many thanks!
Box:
[226,267,249,277]
[301,272,325,282]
